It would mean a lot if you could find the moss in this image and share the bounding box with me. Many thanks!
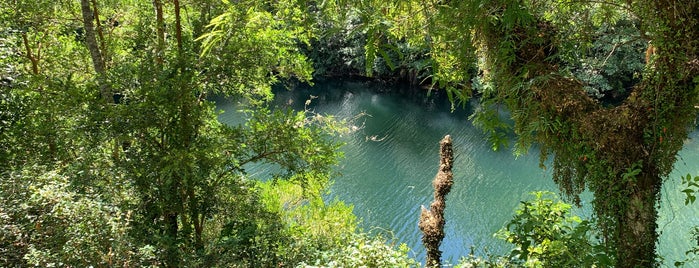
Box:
[418,135,454,267]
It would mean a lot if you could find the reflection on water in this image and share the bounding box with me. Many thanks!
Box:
[216,81,699,265]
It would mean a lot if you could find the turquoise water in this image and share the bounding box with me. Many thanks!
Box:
[216,81,699,265]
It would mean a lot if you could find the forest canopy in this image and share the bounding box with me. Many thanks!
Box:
[1,0,698,267]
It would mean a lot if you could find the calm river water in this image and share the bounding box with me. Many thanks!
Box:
[217,81,699,265]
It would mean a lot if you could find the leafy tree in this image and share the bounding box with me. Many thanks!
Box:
[97,0,344,265]
[0,0,358,266]
[256,179,419,267]
[473,2,697,266]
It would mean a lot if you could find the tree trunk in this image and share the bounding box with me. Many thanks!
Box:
[153,0,165,66]
[164,212,179,268]
[615,171,661,267]
[174,0,183,54]
[79,0,111,103]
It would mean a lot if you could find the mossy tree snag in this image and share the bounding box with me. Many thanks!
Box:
[419,135,454,267]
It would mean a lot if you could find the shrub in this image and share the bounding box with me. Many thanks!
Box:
[494,191,612,267]
[0,167,139,267]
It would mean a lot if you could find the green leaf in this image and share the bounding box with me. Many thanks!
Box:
[378,49,395,71]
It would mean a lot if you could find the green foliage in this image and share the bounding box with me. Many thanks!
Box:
[1,1,422,266]
[428,0,699,265]
[235,107,344,191]
[12,7,359,268]
[305,12,368,77]
[355,1,479,89]
[455,249,518,268]
[259,176,417,267]
[453,192,613,267]
[5,0,695,266]
[681,174,699,205]
[469,100,511,151]
[202,177,418,267]
[301,4,433,85]
[674,226,699,267]
[495,191,612,267]
[200,178,290,267]
[197,0,314,101]
[259,179,356,242]
[297,234,419,267]
[563,19,647,102]
[0,167,142,267]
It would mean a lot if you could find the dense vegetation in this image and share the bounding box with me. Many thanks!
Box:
[1,0,698,267]
[0,1,415,266]
[351,0,697,266]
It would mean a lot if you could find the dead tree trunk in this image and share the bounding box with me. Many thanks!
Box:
[418,135,454,267]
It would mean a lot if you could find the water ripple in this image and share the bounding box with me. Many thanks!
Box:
[216,83,699,265]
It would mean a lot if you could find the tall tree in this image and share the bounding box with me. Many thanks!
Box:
[2,0,344,266]
[354,0,698,266]
[472,1,697,266]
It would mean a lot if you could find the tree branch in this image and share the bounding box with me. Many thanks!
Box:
[21,33,39,75]
[239,150,287,167]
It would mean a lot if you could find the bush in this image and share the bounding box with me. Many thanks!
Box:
[259,179,418,267]
[198,178,385,267]
[0,167,140,267]
[455,191,612,267]
[493,191,612,267]
[297,233,418,268]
